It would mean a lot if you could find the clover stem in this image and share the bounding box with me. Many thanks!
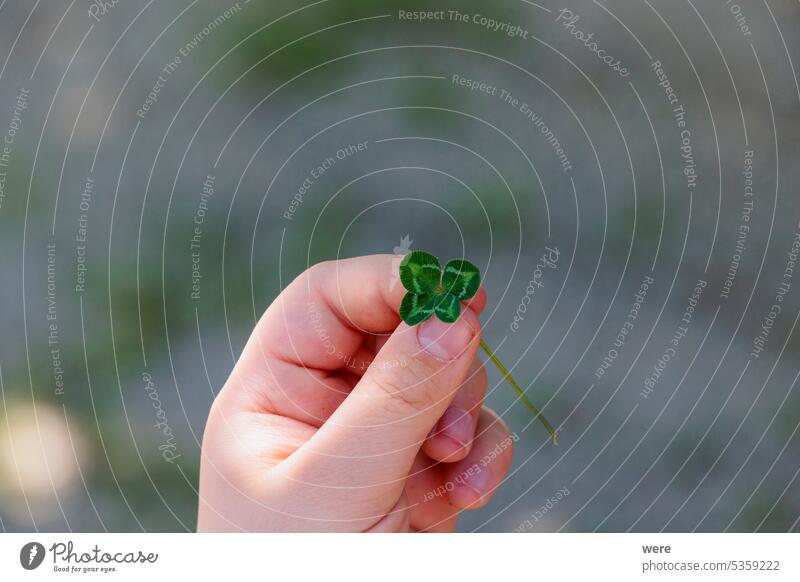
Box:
[479,339,557,445]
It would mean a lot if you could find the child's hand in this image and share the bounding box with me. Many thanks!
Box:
[198,255,514,531]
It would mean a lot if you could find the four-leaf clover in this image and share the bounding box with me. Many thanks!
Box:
[398,251,480,325]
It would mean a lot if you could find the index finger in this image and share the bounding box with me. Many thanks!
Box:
[222,255,485,425]
[250,254,486,371]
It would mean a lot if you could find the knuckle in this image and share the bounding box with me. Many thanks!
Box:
[369,359,442,413]
[473,363,488,398]
[289,260,338,289]
[483,406,512,440]
[297,260,332,287]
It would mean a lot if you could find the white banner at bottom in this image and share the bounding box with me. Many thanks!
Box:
[0,533,796,581]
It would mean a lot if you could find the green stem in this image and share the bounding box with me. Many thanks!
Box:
[479,339,557,445]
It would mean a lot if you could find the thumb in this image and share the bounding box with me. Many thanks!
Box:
[277,306,481,490]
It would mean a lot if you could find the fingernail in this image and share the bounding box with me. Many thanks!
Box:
[435,406,472,447]
[462,466,492,498]
[417,316,474,360]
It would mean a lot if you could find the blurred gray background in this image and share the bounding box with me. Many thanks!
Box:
[0,0,799,532]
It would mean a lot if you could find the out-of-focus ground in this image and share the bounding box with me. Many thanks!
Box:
[0,0,799,532]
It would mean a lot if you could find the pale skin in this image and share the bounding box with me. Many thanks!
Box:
[198,254,514,532]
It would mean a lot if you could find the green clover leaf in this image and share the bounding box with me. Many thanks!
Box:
[442,259,480,300]
[432,292,461,323]
[398,292,436,326]
[397,250,557,444]
[399,251,441,295]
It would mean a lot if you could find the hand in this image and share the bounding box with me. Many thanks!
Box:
[197,254,514,531]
